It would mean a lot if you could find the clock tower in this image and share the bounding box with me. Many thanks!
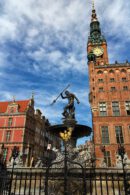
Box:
[87,4,109,66]
[87,2,130,167]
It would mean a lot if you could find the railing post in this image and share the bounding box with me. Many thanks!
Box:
[64,142,68,195]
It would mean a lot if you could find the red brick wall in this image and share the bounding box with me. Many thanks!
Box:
[88,61,130,166]
[0,113,35,163]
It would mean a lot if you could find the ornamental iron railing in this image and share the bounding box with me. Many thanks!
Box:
[0,167,130,195]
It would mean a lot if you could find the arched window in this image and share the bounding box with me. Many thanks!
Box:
[121,69,126,73]
[97,70,103,74]
[109,69,114,74]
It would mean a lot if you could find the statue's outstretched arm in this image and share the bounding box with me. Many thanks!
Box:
[61,93,67,99]
[74,95,80,104]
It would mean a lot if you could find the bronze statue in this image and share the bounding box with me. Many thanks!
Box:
[60,90,80,119]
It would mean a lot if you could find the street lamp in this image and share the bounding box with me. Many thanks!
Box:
[100,145,106,153]
[100,145,107,167]
[1,143,4,150]
[118,143,125,162]
[1,143,5,156]
[9,146,19,195]
[91,155,96,168]
[0,144,5,169]
[117,143,128,195]
[12,146,19,161]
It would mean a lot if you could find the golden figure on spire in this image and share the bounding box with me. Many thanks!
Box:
[91,0,98,22]
[92,0,95,10]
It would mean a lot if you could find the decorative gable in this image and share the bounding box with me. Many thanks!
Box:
[7,102,19,114]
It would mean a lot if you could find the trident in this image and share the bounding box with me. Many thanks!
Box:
[50,84,70,106]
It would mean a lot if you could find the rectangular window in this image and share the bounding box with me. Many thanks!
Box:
[115,126,124,144]
[3,148,8,161]
[6,131,11,142]
[8,118,13,126]
[10,107,14,113]
[125,101,130,115]
[99,102,107,116]
[98,79,103,83]
[111,87,116,91]
[99,87,104,92]
[123,86,128,91]
[122,77,127,82]
[101,126,110,144]
[128,125,130,136]
[112,102,120,116]
[104,151,111,167]
[110,78,115,82]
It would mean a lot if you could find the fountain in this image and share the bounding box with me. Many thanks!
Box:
[49,89,92,164]
[44,90,92,195]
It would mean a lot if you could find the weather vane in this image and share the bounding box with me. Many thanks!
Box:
[12,96,16,102]
[32,91,35,99]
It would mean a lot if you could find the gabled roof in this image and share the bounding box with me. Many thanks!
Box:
[0,99,31,113]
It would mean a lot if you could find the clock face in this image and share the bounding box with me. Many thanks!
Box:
[93,47,104,57]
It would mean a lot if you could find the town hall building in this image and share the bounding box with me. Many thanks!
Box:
[87,4,130,167]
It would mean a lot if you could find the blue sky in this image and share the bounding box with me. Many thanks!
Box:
[0,0,130,144]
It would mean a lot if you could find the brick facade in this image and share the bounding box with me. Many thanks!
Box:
[87,6,130,167]
[0,98,60,166]
[0,99,35,164]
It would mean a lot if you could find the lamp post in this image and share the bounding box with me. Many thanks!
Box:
[100,145,106,166]
[1,144,4,156]
[12,146,19,161]
[1,143,5,151]
[9,146,19,195]
[118,143,128,195]
[100,145,106,153]
[0,144,5,169]
[91,155,96,168]
[59,128,73,195]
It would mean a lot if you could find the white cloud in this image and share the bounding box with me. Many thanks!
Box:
[1,0,129,72]
[0,91,13,101]
[0,0,130,127]
[0,17,17,40]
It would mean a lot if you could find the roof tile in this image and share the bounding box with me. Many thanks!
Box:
[0,99,30,113]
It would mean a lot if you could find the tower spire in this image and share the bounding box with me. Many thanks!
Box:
[87,1,109,65]
[88,1,106,44]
